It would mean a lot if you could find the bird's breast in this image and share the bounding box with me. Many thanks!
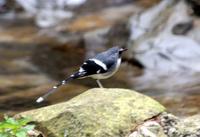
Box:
[90,58,121,79]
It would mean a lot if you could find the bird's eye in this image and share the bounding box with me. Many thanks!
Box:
[119,48,127,54]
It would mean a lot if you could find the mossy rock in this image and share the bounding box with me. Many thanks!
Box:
[18,88,165,137]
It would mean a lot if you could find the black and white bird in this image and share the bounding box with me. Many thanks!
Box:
[36,46,127,103]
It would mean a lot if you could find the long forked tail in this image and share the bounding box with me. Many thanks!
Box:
[36,72,82,103]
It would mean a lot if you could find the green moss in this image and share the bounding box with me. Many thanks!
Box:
[18,88,165,137]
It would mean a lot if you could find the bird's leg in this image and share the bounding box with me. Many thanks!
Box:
[96,80,104,88]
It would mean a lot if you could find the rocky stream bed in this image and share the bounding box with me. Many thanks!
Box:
[0,0,199,121]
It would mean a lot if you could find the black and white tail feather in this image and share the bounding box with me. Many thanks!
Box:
[36,46,127,103]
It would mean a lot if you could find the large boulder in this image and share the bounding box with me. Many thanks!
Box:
[18,88,165,137]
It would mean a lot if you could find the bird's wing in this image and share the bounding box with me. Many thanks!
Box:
[95,50,118,67]
[80,58,114,77]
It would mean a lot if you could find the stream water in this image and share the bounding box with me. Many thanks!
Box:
[0,0,199,119]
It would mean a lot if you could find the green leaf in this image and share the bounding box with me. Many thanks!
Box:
[23,125,35,131]
[5,117,18,125]
[18,117,31,126]
[0,132,13,137]
[0,122,18,130]
[16,130,27,137]
[0,133,6,137]
[0,116,35,137]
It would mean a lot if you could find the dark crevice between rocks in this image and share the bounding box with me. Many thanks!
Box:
[128,112,163,136]
[34,122,53,137]
[186,0,200,16]
[172,21,194,35]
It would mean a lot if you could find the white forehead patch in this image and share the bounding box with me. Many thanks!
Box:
[89,59,107,70]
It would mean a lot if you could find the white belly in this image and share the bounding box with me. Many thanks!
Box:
[90,58,121,79]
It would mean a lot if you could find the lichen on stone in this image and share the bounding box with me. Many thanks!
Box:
[18,88,165,137]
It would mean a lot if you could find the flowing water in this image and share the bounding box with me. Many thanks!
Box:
[0,0,199,119]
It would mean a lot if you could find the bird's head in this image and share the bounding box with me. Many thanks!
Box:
[118,47,127,55]
[104,46,127,57]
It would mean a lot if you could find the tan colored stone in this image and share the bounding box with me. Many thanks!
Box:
[18,88,165,137]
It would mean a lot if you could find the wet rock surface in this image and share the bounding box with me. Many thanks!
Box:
[129,112,200,137]
[127,0,200,117]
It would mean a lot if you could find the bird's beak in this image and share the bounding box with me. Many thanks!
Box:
[119,48,128,52]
